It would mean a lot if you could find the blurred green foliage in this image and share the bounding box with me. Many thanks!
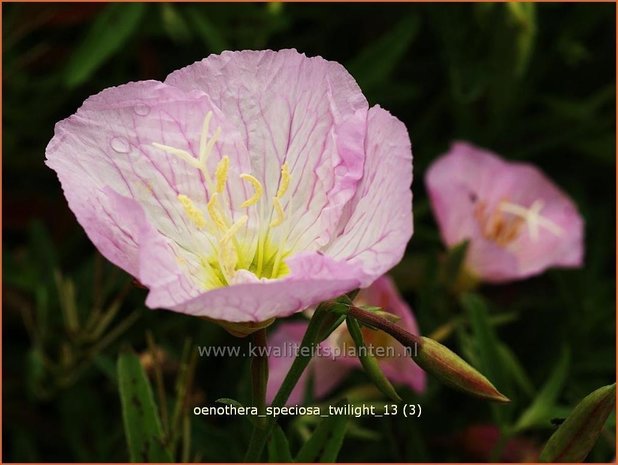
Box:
[3,3,615,462]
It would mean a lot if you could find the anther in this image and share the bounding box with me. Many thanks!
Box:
[178,194,206,229]
[270,197,285,227]
[240,174,264,207]
[215,156,230,193]
[207,193,227,230]
[276,163,290,198]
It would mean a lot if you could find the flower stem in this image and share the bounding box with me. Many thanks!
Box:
[244,303,334,462]
[347,305,422,347]
[251,327,268,419]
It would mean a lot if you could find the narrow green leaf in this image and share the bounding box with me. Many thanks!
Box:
[64,3,145,88]
[347,14,420,90]
[514,348,570,432]
[347,316,401,402]
[215,397,245,409]
[540,384,616,462]
[295,399,349,462]
[505,2,537,76]
[117,350,172,462]
[462,293,507,390]
[267,424,294,463]
[497,343,535,398]
[461,293,510,423]
[319,416,349,463]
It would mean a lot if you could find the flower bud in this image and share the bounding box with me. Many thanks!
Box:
[414,337,509,403]
[347,305,509,403]
[540,383,616,462]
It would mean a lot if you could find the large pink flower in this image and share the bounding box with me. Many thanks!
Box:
[267,276,426,405]
[425,142,583,282]
[46,49,413,322]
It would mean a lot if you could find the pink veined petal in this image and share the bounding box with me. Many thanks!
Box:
[326,106,413,287]
[105,188,197,300]
[45,80,252,291]
[425,142,505,247]
[465,238,520,283]
[165,49,369,251]
[492,163,584,278]
[151,251,368,322]
[426,141,584,282]
[267,321,351,405]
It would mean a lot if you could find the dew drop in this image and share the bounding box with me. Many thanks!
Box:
[110,136,130,153]
[133,102,151,116]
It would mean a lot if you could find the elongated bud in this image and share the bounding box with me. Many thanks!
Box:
[540,383,616,462]
[347,305,509,403]
[414,336,510,403]
[346,316,402,402]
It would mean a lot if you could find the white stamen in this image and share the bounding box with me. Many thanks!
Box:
[499,200,564,241]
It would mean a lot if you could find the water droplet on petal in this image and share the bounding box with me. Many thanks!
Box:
[110,136,130,153]
[133,103,151,116]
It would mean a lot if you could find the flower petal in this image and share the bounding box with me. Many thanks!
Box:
[326,106,413,286]
[149,251,366,322]
[165,49,369,251]
[45,80,253,292]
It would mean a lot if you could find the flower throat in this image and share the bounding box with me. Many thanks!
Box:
[152,111,292,288]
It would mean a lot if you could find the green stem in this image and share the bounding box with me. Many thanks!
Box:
[347,305,422,347]
[251,328,269,418]
[244,304,335,462]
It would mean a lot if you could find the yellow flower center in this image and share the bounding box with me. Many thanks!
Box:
[152,111,293,289]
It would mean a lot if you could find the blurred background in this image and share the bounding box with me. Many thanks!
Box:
[3,3,616,462]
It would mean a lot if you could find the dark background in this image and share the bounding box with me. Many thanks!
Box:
[3,3,616,462]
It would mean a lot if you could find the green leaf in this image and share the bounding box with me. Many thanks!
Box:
[295,399,349,462]
[505,2,537,76]
[540,384,616,462]
[347,14,420,91]
[215,397,245,409]
[346,316,401,402]
[514,348,570,432]
[64,3,145,88]
[267,424,294,462]
[497,343,535,398]
[461,293,510,424]
[117,350,172,462]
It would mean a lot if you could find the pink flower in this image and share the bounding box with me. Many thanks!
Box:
[46,49,413,323]
[267,276,426,405]
[425,142,584,283]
